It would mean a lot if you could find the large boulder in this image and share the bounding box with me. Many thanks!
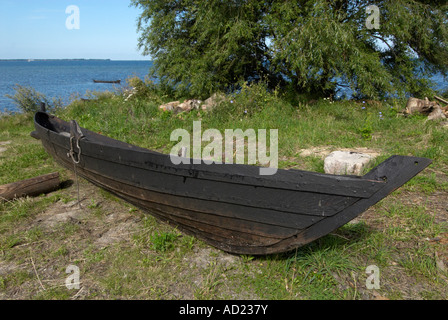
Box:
[324,151,375,176]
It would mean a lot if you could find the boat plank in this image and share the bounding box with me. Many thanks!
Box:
[50,145,359,218]
[51,152,325,232]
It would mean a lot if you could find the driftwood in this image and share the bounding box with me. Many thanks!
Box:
[0,172,60,201]
[434,95,448,106]
[405,97,447,120]
[435,96,448,115]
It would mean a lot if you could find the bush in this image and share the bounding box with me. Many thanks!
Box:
[214,80,280,118]
[6,84,62,113]
[121,76,166,106]
[125,76,151,96]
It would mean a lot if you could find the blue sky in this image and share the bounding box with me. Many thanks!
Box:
[0,0,147,60]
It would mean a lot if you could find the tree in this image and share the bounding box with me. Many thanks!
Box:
[132,0,448,99]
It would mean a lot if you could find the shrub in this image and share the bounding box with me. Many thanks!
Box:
[123,76,164,105]
[6,84,62,113]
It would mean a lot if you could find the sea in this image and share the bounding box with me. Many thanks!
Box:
[0,59,447,113]
[0,60,154,113]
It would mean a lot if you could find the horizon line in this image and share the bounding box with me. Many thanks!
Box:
[0,58,152,61]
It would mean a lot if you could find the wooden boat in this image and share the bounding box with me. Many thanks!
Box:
[32,109,432,255]
[93,79,121,84]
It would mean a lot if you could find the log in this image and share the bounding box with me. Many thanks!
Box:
[434,95,448,105]
[405,97,434,115]
[405,97,448,120]
[0,172,60,201]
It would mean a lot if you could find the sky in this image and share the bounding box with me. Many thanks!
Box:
[0,0,148,60]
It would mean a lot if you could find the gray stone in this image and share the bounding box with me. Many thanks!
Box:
[324,151,375,176]
[427,106,447,121]
[175,99,202,113]
[201,93,226,111]
[159,101,180,112]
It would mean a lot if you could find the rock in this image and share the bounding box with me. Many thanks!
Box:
[298,146,380,160]
[175,99,202,114]
[159,101,180,112]
[427,106,447,121]
[201,93,226,111]
[405,97,433,115]
[159,99,202,114]
[324,151,375,176]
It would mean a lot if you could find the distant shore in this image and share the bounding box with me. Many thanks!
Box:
[0,59,112,62]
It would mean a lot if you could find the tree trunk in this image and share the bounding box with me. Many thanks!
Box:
[0,172,60,201]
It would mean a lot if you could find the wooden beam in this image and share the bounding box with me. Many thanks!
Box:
[0,172,60,201]
[434,95,448,105]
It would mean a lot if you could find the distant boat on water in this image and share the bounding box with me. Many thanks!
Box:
[93,79,121,84]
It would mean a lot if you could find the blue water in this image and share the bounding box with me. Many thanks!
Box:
[0,60,153,113]
[429,73,448,93]
[335,73,447,100]
[0,59,446,113]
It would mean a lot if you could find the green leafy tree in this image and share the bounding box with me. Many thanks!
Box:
[132,0,448,99]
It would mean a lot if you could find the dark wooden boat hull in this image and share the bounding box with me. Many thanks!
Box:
[33,111,432,255]
[93,80,121,84]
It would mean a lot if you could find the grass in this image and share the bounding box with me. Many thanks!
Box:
[0,85,447,300]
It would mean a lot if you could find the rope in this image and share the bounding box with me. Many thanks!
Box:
[67,129,84,209]
[68,136,82,164]
[72,160,82,210]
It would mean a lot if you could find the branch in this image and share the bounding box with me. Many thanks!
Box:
[434,95,448,105]
[370,34,396,56]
